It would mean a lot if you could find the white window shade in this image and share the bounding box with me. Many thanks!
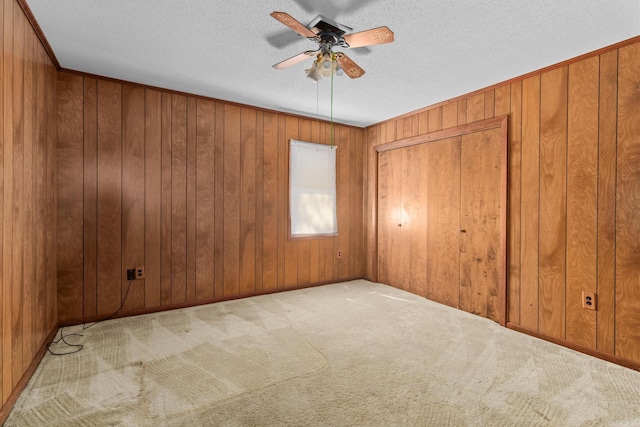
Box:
[289,140,337,237]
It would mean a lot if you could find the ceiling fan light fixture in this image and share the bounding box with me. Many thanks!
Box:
[305,64,320,82]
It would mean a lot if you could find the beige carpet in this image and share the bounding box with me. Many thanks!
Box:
[5,280,640,426]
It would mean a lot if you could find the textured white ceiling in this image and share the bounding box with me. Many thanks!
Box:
[27,0,639,127]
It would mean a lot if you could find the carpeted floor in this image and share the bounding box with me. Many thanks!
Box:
[5,280,640,426]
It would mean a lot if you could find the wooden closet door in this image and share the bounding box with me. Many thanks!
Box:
[425,136,461,308]
[377,148,405,289]
[459,129,504,323]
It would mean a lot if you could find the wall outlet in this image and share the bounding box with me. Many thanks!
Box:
[136,266,145,280]
[337,250,342,259]
[126,269,135,281]
[582,291,596,310]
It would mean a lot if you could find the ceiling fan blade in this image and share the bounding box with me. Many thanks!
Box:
[270,12,318,39]
[273,50,319,69]
[335,53,365,79]
[343,26,394,48]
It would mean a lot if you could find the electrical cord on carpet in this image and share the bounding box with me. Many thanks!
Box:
[47,279,134,356]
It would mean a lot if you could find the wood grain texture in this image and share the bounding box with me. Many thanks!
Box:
[615,42,640,362]
[507,82,522,325]
[240,107,256,293]
[186,97,197,302]
[55,73,84,322]
[122,85,146,311]
[144,89,162,308]
[520,76,540,330]
[426,137,461,308]
[223,104,241,296]
[83,78,97,318]
[11,5,24,382]
[407,144,428,297]
[467,93,485,123]
[566,57,598,348]
[596,50,617,354]
[262,112,278,290]
[160,92,172,306]
[1,0,57,412]
[170,94,187,304]
[195,99,215,300]
[459,129,503,323]
[283,116,298,286]
[96,80,122,315]
[538,66,567,339]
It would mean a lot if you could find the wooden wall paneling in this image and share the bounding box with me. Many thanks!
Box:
[144,89,162,307]
[349,128,357,277]
[186,97,197,302]
[83,78,97,318]
[261,112,278,290]
[240,107,257,293]
[45,40,57,335]
[519,77,539,329]
[484,90,495,119]
[295,119,311,286]
[12,4,24,382]
[428,107,442,132]
[283,116,298,286]
[457,99,468,125]
[121,84,145,311]
[0,0,5,404]
[338,125,351,278]
[354,128,365,277]
[566,57,599,348]
[213,102,224,297]
[442,102,457,129]
[321,122,334,282]
[276,115,286,288]
[194,98,215,301]
[96,80,122,315]
[615,42,640,362]
[596,50,618,354]
[498,83,521,324]
[417,111,428,135]
[22,23,34,366]
[255,111,264,292]
[160,92,172,306]
[34,35,46,347]
[467,93,485,123]
[170,94,187,304]
[56,73,83,323]
[459,129,503,323]
[223,104,241,295]
[364,125,379,280]
[538,66,568,338]
[426,137,461,307]
[307,120,321,283]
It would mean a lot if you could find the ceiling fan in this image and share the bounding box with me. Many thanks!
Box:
[270,11,394,81]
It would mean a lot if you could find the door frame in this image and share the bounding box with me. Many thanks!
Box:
[374,115,508,325]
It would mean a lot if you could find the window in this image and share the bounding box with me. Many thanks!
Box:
[289,140,337,238]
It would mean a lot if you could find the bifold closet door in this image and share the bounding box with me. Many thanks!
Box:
[459,129,504,323]
[377,145,429,295]
[425,137,461,308]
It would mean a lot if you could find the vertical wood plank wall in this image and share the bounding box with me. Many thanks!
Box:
[364,40,640,364]
[0,0,58,410]
[56,71,365,323]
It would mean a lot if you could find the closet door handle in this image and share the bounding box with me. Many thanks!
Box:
[459,229,466,233]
